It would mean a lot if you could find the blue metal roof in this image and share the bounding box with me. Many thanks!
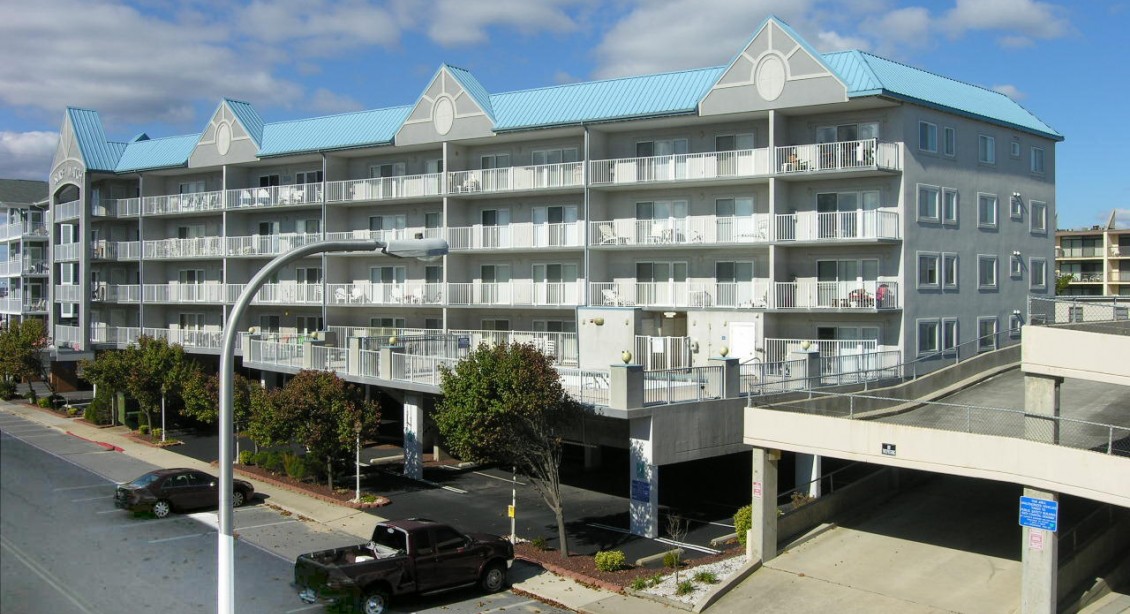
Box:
[66,108,123,171]
[824,50,1062,140]
[446,66,495,122]
[257,106,412,157]
[115,134,199,173]
[226,99,264,145]
[490,67,725,131]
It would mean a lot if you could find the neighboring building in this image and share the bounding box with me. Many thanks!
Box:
[1055,210,1130,296]
[40,17,1060,528]
[0,179,50,328]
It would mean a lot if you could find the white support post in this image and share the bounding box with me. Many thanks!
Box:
[628,416,658,538]
[403,393,424,480]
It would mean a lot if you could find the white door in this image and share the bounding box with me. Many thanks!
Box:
[728,321,762,364]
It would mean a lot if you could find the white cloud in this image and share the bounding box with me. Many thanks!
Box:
[991,84,1026,100]
[859,7,932,56]
[0,131,59,180]
[308,88,365,114]
[237,0,404,57]
[422,0,587,47]
[942,0,1070,44]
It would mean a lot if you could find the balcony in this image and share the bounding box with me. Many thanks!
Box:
[763,338,879,364]
[225,233,323,257]
[0,258,47,276]
[225,185,322,210]
[143,237,225,260]
[92,240,141,260]
[1057,247,1104,259]
[142,190,225,215]
[54,199,82,222]
[142,283,229,303]
[326,173,444,204]
[53,243,81,261]
[0,222,48,241]
[325,228,442,245]
[590,148,770,187]
[448,162,583,195]
[590,215,772,247]
[447,222,583,251]
[53,325,84,350]
[0,294,47,314]
[772,280,899,310]
[1065,273,1104,283]
[92,283,140,303]
[447,281,582,307]
[328,282,444,306]
[94,198,141,218]
[54,285,83,303]
[774,210,900,242]
[252,283,323,305]
[591,280,771,309]
[774,139,901,175]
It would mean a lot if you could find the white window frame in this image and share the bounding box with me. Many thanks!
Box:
[1010,140,1022,159]
[917,252,940,289]
[296,267,322,284]
[178,313,204,330]
[1030,147,1046,174]
[1009,313,1024,337]
[917,319,940,355]
[978,317,999,351]
[919,121,938,153]
[942,188,958,224]
[943,127,956,157]
[1029,258,1047,290]
[1010,193,1024,220]
[979,135,996,164]
[942,318,959,353]
[295,169,323,184]
[942,253,959,289]
[977,193,998,228]
[370,162,406,178]
[977,255,998,289]
[1030,201,1048,233]
[715,133,756,152]
[1010,253,1023,278]
[296,315,324,334]
[917,184,940,222]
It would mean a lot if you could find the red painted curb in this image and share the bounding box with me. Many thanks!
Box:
[232,466,391,510]
[515,554,625,593]
[65,430,124,452]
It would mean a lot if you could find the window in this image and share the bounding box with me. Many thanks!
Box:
[296,267,322,284]
[369,265,406,284]
[424,318,443,330]
[1010,193,1023,219]
[1010,254,1023,278]
[259,315,280,333]
[1009,313,1024,337]
[978,135,996,164]
[917,184,940,221]
[977,194,997,228]
[531,148,579,164]
[258,174,280,187]
[295,170,322,184]
[917,319,940,355]
[432,526,467,552]
[296,316,323,334]
[296,218,320,234]
[370,163,406,178]
[636,139,688,157]
[816,122,879,143]
[715,133,755,151]
[943,127,956,157]
[918,121,938,153]
[977,255,997,289]
[481,319,510,331]
[533,319,577,333]
[942,318,959,352]
[1010,140,1021,158]
[179,269,205,284]
[178,313,203,330]
[1030,201,1048,233]
[1030,258,1047,289]
[942,188,958,224]
[425,158,443,174]
[942,253,959,289]
[1031,147,1045,174]
[978,317,998,351]
[370,317,406,329]
[917,253,940,288]
[179,180,206,194]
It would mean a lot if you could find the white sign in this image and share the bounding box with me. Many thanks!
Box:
[1028,530,1044,551]
[752,481,763,499]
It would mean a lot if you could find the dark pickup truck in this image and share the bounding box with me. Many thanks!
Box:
[294,518,514,614]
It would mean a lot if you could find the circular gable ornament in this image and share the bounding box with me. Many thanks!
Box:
[433,96,455,136]
[755,54,786,101]
[216,121,232,156]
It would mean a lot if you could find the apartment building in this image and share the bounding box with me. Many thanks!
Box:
[41,17,1060,527]
[0,179,49,328]
[1055,210,1130,296]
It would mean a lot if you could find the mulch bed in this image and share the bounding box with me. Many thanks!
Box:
[514,541,744,592]
[229,463,390,509]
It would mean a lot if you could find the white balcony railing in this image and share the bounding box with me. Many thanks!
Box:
[0,222,49,240]
[53,284,83,302]
[93,284,141,303]
[325,228,440,245]
[762,338,880,364]
[774,139,901,174]
[328,282,444,306]
[92,240,141,260]
[54,325,83,350]
[448,162,583,195]
[772,280,899,309]
[142,283,229,303]
[326,173,445,203]
[390,353,459,386]
[253,283,324,305]
[225,233,324,257]
[143,237,225,259]
[54,199,83,221]
[774,210,900,242]
[590,148,770,186]
[590,214,774,247]
[449,329,579,366]
[53,243,81,261]
[226,185,323,209]
[590,280,771,309]
[446,281,582,306]
[447,222,584,251]
[94,198,142,218]
[141,191,224,215]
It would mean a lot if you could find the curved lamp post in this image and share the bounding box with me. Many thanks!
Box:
[217,237,448,614]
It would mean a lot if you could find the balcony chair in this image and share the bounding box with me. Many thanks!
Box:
[334,287,349,303]
[601,288,633,307]
[350,285,366,303]
[598,223,627,245]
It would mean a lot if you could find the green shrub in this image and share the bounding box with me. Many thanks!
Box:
[593,550,626,572]
[693,570,718,584]
[37,397,53,409]
[734,504,752,547]
[151,428,163,439]
[138,424,150,435]
[85,395,111,425]
[264,451,285,473]
[662,551,681,569]
[675,580,695,595]
[648,573,664,587]
[530,536,549,551]
[250,451,269,467]
[629,577,649,591]
[0,380,16,400]
[283,452,308,480]
[359,493,378,504]
[238,450,253,465]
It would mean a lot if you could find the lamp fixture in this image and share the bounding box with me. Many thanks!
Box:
[663,311,677,318]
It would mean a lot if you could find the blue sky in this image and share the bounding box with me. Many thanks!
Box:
[1,0,1126,229]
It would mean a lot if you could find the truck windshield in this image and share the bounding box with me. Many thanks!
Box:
[371,526,407,554]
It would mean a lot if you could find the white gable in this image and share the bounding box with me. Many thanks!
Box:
[190,102,259,168]
[397,67,494,146]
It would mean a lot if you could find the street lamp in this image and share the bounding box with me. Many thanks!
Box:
[217,237,447,614]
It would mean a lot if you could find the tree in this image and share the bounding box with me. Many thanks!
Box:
[181,370,260,455]
[436,342,586,558]
[80,349,132,425]
[273,370,381,488]
[126,336,190,435]
[1055,273,1074,295]
[0,318,52,401]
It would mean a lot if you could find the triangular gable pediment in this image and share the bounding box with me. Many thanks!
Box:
[700,17,847,116]
[396,66,495,146]
[190,100,261,167]
[50,113,88,193]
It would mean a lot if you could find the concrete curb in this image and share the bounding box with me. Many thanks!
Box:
[693,559,762,613]
[514,554,625,593]
[231,465,391,510]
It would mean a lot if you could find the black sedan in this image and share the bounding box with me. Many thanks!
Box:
[115,468,254,518]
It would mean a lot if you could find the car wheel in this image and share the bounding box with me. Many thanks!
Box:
[152,500,172,519]
[232,490,246,508]
[360,589,390,614]
[480,562,506,593]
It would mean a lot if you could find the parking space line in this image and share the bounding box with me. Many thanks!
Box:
[285,604,323,613]
[148,531,212,544]
[53,483,107,492]
[72,495,113,502]
[481,599,537,613]
[238,519,300,531]
[655,537,720,555]
[1,534,98,614]
[587,522,631,535]
[473,471,527,486]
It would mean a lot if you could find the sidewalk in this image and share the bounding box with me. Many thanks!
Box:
[0,400,661,614]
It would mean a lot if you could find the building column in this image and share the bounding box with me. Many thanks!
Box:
[629,416,658,538]
[795,453,821,498]
[1024,373,1062,444]
[583,445,602,470]
[1021,487,1059,614]
[749,447,779,563]
[403,393,424,480]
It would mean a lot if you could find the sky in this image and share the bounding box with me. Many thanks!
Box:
[0,0,1127,229]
